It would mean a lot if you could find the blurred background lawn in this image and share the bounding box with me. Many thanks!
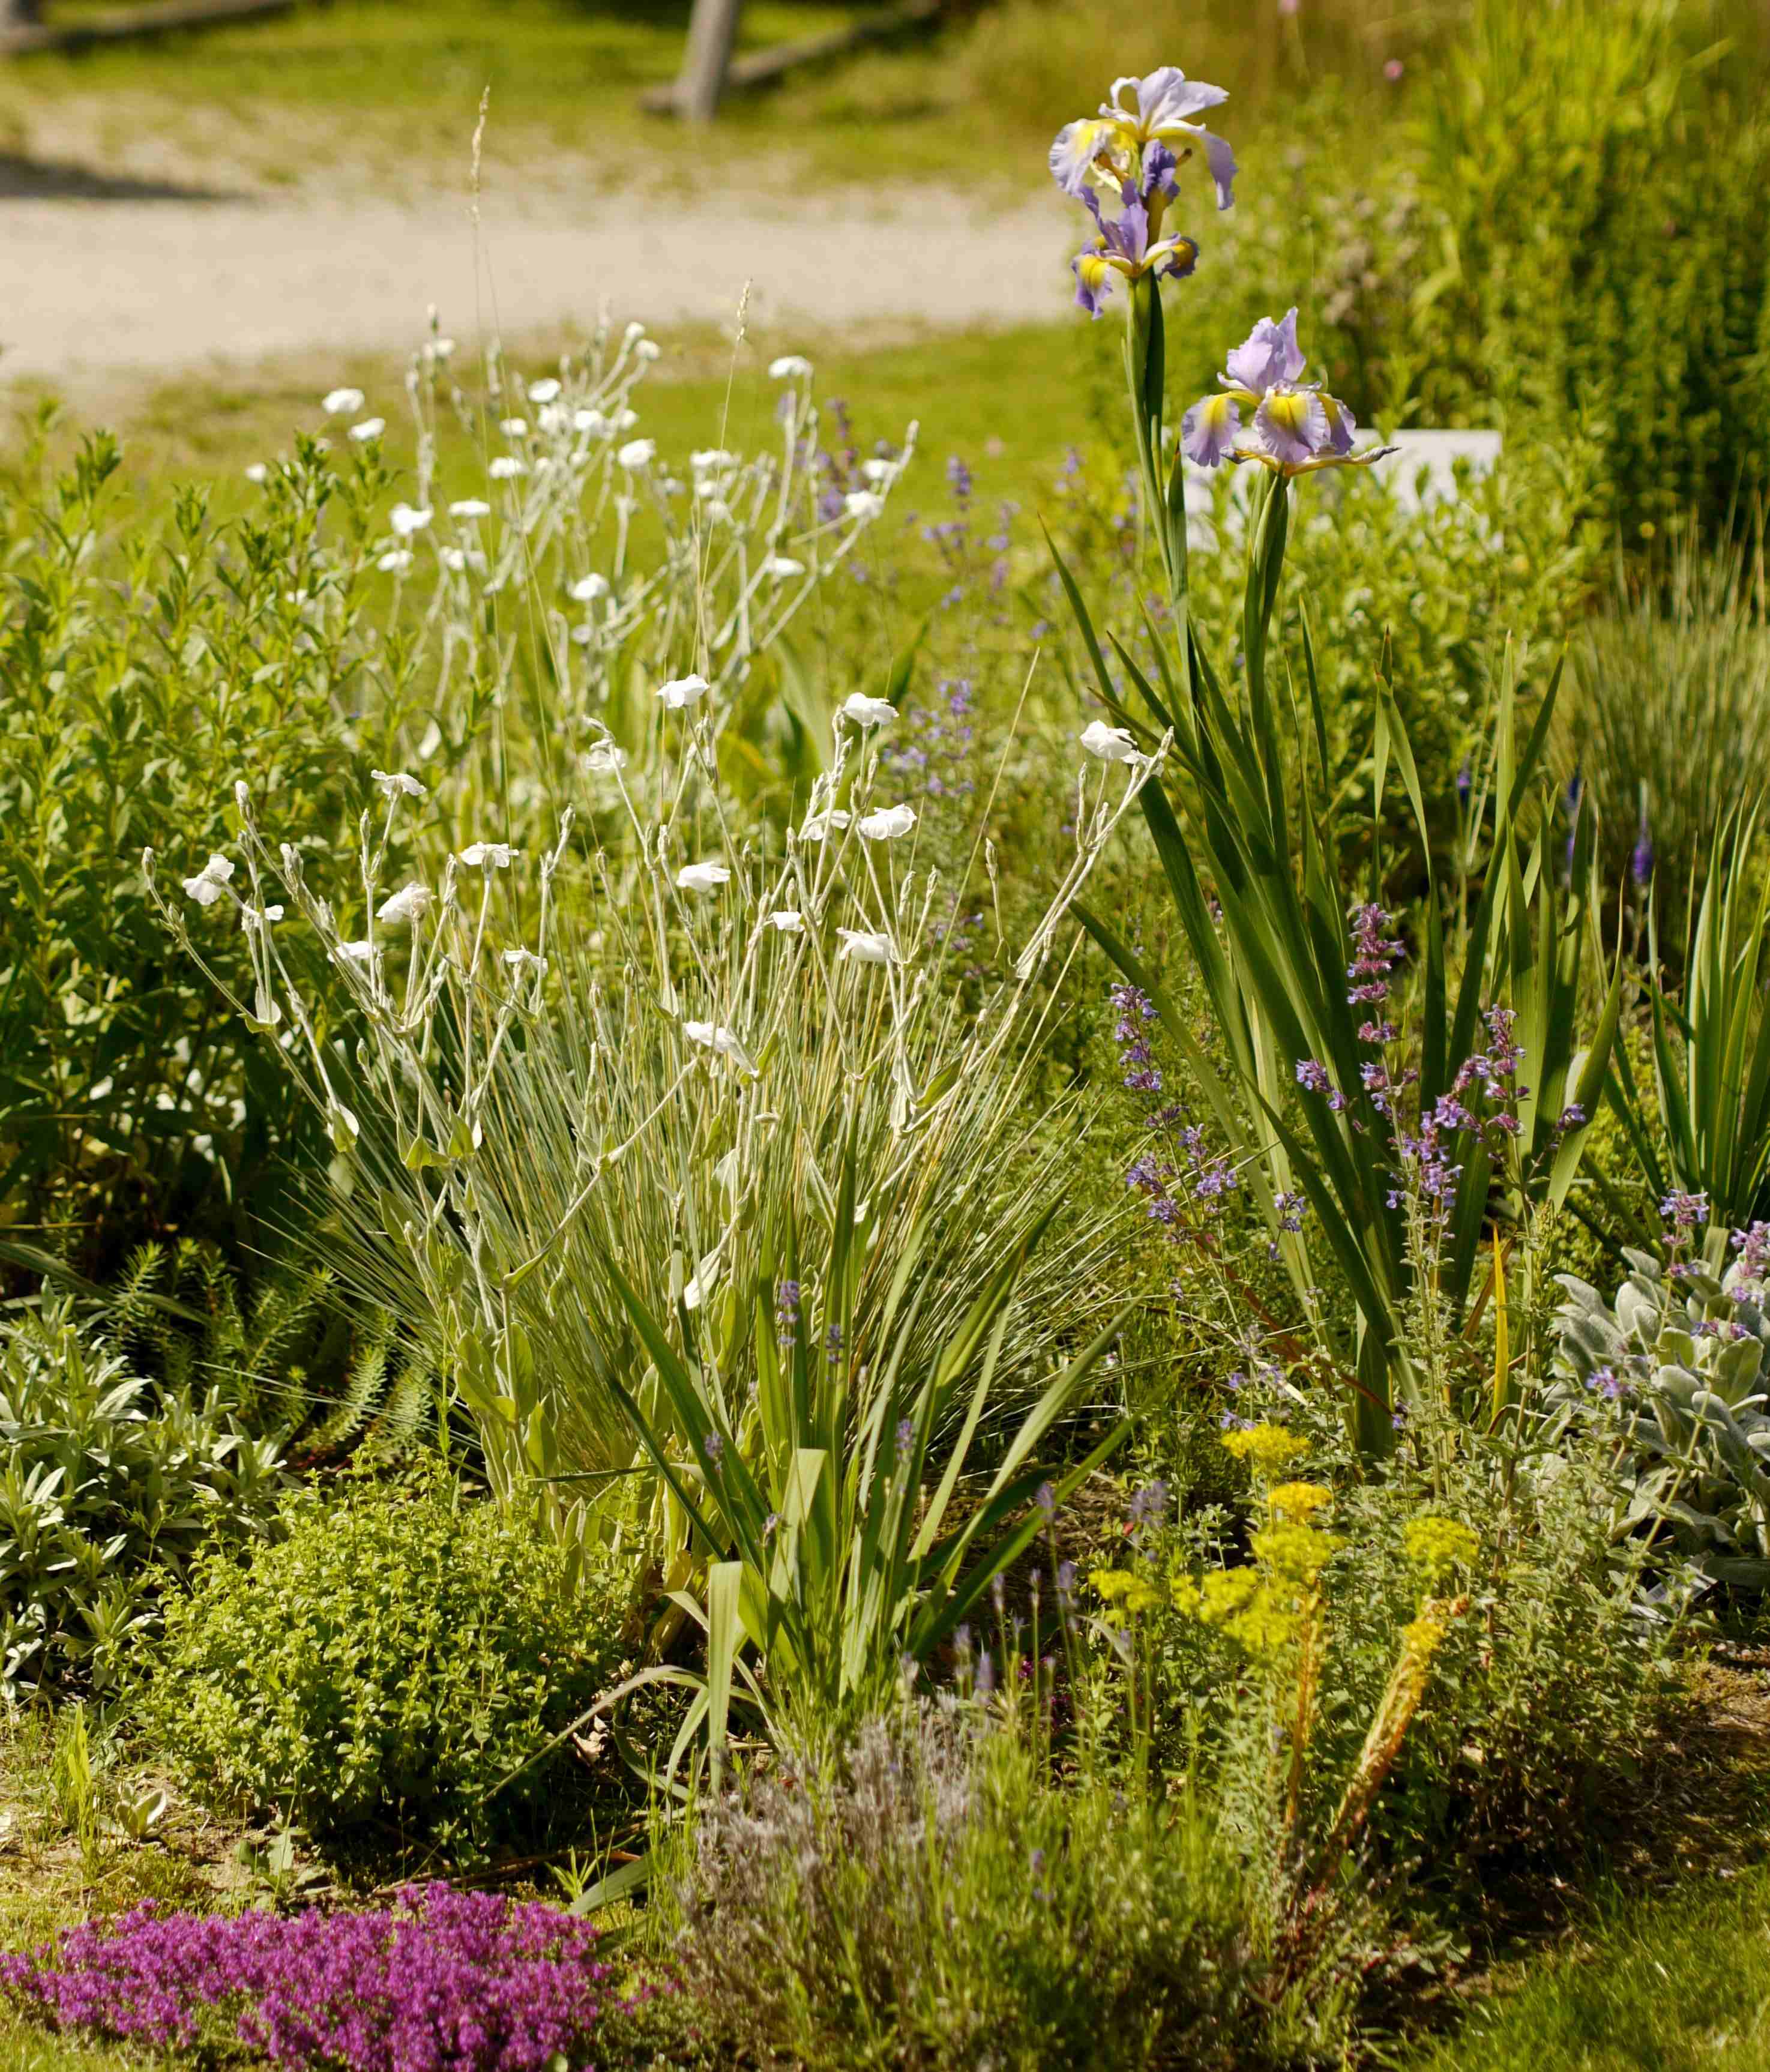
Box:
[0,0,1431,188]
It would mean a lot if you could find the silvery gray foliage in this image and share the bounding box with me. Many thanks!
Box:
[1552,1245,1770,1588]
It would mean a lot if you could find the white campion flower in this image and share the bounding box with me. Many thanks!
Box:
[762,555,805,580]
[691,448,735,471]
[858,804,917,842]
[684,1020,755,1071]
[624,321,646,346]
[769,355,813,379]
[612,408,640,433]
[349,417,385,442]
[389,503,433,537]
[244,463,268,485]
[837,928,897,965]
[441,547,469,572]
[765,909,804,932]
[584,741,627,774]
[377,550,414,574]
[376,882,432,926]
[489,457,527,480]
[526,378,561,403]
[635,339,661,362]
[860,457,899,486]
[239,902,284,931]
[335,939,375,966]
[450,498,492,519]
[181,854,235,906]
[657,673,711,710]
[570,573,610,602]
[676,861,731,893]
[502,947,548,977]
[799,809,851,842]
[459,842,519,870]
[838,693,897,729]
[617,439,656,471]
[371,769,426,800]
[498,417,529,438]
[574,409,609,435]
[843,490,886,522]
[322,387,365,416]
[1079,720,1142,763]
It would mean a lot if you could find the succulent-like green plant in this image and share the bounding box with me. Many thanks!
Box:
[1552,1241,1770,1588]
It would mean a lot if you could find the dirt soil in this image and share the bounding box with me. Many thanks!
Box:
[1,149,1076,390]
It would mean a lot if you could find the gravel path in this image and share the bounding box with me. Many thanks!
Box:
[1,178,1077,385]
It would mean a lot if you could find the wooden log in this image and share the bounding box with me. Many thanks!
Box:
[676,0,742,124]
[0,0,294,56]
[641,0,946,116]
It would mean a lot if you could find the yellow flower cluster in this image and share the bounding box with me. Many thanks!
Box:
[1172,1478,1343,1657]
[1267,1480,1332,1524]
[1220,1423,1307,1480]
[1089,1567,1163,1614]
[1402,1516,1480,1583]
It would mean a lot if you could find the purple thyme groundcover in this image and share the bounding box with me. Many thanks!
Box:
[0,1882,658,2072]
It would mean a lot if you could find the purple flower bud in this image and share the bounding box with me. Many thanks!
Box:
[1631,811,1654,887]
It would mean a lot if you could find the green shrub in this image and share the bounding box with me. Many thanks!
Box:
[1406,0,1770,539]
[0,1298,284,1700]
[143,1464,628,1848]
[0,426,376,1281]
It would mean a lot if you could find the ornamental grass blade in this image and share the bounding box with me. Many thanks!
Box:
[705,1559,743,1790]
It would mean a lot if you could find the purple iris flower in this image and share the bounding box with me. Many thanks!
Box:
[1071,187,1199,319]
[1182,308,1384,475]
[1225,309,1306,393]
[1182,392,1241,466]
[1049,67,1236,211]
[1253,388,1329,468]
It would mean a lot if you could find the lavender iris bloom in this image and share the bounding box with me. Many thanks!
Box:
[1072,187,1199,318]
[1050,66,1236,212]
[1182,307,1388,478]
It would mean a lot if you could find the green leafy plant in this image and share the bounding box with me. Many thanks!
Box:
[143,1463,630,1848]
[0,1297,283,1700]
[0,427,374,1281]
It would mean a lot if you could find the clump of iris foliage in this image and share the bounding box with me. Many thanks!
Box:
[2,4,1769,2068]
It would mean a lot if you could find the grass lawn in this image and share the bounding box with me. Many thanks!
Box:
[1416,1867,1770,2071]
[0,0,1421,193]
[5,315,1128,576]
